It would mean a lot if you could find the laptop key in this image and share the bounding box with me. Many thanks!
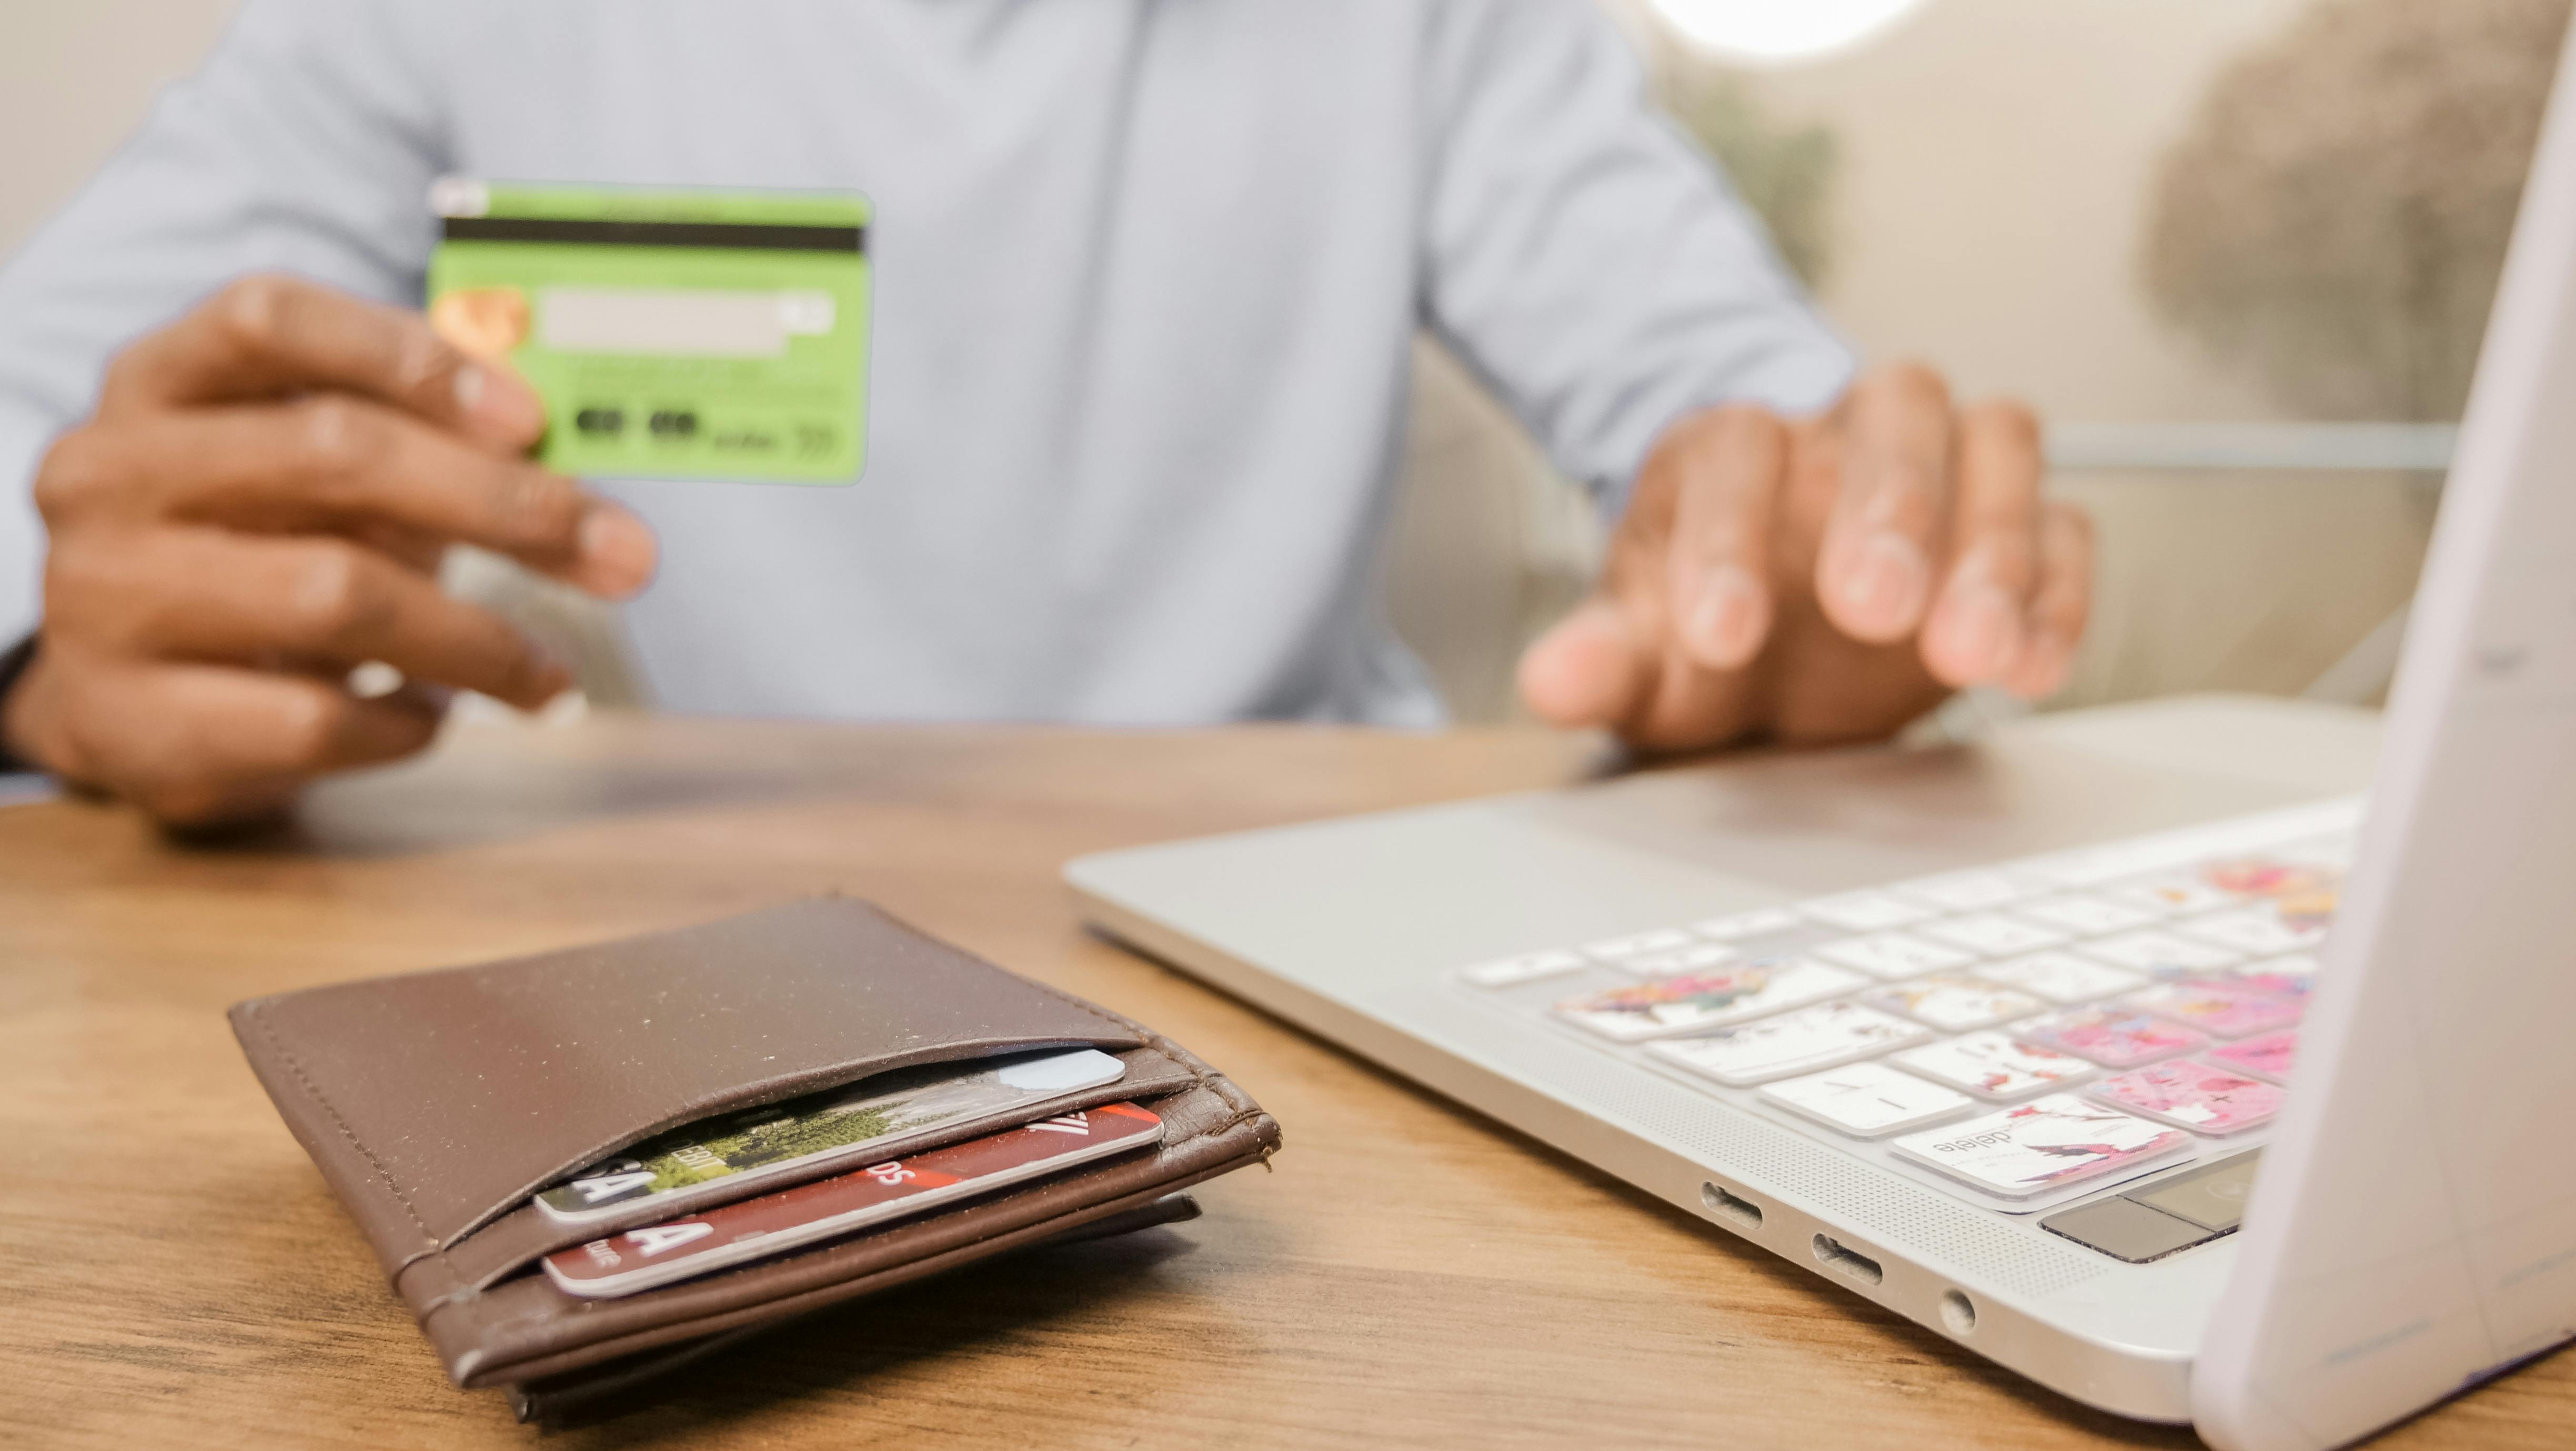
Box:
[1799,892,1935,932]
[1889,1094,2193,1200]
[2015,1006,2210,1068]
[2226,955,2320,1000]
[2178,906,2325,955]
[1581,929,1696,962]
[2088,1059,2283,1135]
[2202,859,2337,900]
[1815,931,1978,980]
[1861,975,2047,1033]
[2118,979,2303,1039]
[2012,894,2160,935]
[1758,1061,1974,1137]
[1976,951,2147,1004]
[2207,1028,2300,1084]
[1619,942,1739,978]
[2100,874,2236,917]
[1692,906,1804,941]
[1551,960,1866,1042]
[1648,1002,1930,1087]
[1918,913,2069,956]
[2078,930,2245,974]
[1892,871,2032,912]
[1889,1031,2092,1100]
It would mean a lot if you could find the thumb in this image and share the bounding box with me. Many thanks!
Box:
[1517,597,1651,729]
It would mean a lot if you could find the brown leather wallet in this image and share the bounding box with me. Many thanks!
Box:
[227,898,1280,1400]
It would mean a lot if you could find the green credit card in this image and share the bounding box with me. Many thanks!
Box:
[426,179,871,485]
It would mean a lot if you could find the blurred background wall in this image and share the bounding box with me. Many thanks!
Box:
[5,0,2560,722]
[0,3,240,252]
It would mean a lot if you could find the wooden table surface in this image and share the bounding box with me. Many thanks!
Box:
[3,716,2565,1450]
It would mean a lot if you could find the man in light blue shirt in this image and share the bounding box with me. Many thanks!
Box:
[0,0,2088,826]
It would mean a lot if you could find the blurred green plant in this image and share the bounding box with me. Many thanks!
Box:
[2145,0,2574,421]
[1664,70,1841,288]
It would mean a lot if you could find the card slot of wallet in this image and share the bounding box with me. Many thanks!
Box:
[422,1042,1208,1294]
[420,1079,1274,1389]
[229,899,1148,1279]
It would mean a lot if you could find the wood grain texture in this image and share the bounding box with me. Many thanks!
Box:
[0,716,2562,1449]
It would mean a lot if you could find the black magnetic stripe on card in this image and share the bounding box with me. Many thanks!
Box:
[441,217,866,253]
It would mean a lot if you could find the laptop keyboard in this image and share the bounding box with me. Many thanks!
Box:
[1453,799,2360,1259]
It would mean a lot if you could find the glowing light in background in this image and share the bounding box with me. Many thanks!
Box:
[1644,0,1935,65]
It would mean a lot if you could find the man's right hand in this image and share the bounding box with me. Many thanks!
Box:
[0,275,658,829]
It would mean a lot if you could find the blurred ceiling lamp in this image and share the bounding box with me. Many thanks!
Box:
[1644,0,1933,65]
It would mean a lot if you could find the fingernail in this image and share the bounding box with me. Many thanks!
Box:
[346,660,405,700]
[456,362,546,443]
[1934,581,2021,683]
[1835,532,1930,637]
[1688,566,1768,669]
[578,506,659,598]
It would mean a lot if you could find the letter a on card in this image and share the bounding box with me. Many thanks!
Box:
[625,1222,717,1257]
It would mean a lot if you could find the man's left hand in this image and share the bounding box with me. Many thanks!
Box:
[1517,361,2093,751]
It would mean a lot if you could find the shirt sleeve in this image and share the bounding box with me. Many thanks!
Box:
[1415,0,1858,511]
[0,0,450,644]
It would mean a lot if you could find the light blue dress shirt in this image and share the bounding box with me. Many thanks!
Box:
[0,0,1853,724]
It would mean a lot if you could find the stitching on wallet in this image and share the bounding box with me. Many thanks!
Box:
[1209,1105,1275,1140]
[251,1002,440,1253]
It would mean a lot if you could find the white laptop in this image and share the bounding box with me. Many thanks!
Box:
[1067,28,2576,1451]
